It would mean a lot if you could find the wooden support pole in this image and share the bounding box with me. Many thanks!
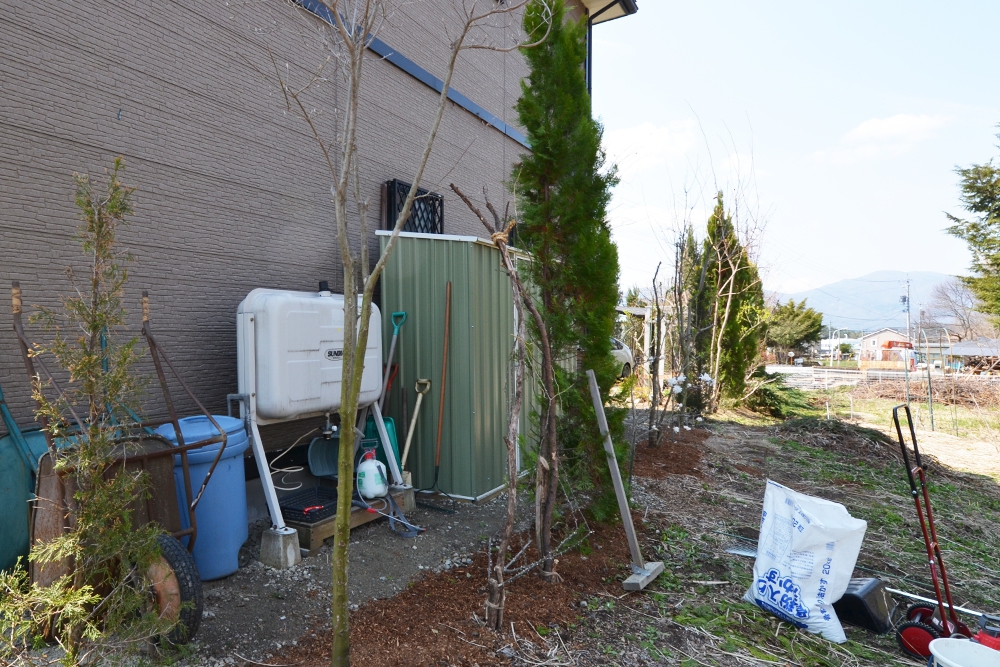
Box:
[586,370,663,591]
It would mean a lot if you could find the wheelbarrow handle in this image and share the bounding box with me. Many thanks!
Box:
[391,311,407,335]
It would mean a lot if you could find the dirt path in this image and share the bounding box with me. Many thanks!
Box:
[177,493,520,666]
[859,418,1000,479]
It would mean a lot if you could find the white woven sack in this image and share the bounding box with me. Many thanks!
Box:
[743,479,867,643]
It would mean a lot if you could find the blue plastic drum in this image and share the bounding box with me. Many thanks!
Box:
[156,416,250,580]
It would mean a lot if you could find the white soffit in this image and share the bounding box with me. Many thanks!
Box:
[581,0,638,25]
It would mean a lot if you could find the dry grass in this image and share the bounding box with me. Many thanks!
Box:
[556,412,1000,666]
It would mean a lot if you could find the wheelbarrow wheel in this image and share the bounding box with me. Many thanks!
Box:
[147,534,203,645]
[896,619,940,659]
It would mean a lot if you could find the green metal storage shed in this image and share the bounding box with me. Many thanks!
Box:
[377,230,532,500]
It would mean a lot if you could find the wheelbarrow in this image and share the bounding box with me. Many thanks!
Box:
[5,283,230,644]
[0,378,52,573]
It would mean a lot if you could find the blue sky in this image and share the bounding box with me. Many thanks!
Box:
[590,1,1000,295]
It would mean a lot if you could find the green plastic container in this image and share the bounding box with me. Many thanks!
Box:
[364,414,399,471]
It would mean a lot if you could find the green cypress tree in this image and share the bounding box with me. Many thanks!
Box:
[514,0,623,561]
[678,194,765,410]
[946,147,1000,318]
[703,194,766,400]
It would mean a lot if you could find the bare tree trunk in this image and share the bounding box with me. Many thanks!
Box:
[450,183,560,584]
[647,262,663,447]
[264,3,553,663]
[710,244,738,411]
[535,321,560,581]
[450,185,527,628]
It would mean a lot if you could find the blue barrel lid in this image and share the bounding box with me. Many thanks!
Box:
[155,415,246,445]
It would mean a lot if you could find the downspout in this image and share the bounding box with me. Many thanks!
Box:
[587,1,620,97]
[587,13,593,95]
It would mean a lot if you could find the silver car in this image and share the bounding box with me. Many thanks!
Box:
[611,337,634,377]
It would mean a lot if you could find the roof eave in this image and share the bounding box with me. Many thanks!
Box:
[584,0,638,25]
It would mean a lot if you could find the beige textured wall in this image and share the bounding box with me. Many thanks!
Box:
[0,0,529,443]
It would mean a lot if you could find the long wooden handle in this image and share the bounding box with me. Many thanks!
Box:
[11,281,21,314]
[401,389,427,469]
[587,369,645,570]
[435,282,451,468]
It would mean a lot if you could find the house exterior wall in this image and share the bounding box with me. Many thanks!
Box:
[859,329,913,369]
[859,330,908,360]
[0,0,530,444]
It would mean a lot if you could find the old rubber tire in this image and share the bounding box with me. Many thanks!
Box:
[896,619,939,659]
[148,534,203,645]
[905,603,936,623]
[621,363,631,378]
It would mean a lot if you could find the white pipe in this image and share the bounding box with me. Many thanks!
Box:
[884,587,983,617]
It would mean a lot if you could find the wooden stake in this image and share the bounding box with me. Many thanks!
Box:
[586,370,663,591]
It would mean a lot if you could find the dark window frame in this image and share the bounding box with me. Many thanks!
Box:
[384,179,444,235]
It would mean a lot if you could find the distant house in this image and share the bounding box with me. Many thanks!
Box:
[819,338,861,358]
[859,328,914,370]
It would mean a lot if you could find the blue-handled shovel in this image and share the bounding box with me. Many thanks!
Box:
[378,312,407,411]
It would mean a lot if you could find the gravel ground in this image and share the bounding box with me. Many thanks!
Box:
[176,492,516,666]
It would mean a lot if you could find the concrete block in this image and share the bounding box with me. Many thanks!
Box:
[623,561,664,592]
[259,526,301,569]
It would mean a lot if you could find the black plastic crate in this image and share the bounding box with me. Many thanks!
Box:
[279,486,338,524]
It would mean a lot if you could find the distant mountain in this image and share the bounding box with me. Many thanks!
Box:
[776,270,955,332]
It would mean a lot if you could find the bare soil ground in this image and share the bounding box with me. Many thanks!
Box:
[175,494,519,666]
[171,410,1000,667]
[859,417,1000,478]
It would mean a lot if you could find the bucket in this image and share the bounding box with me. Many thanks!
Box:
[307,432,341,479]
[929,638,1000,667]
[155,416,250,580]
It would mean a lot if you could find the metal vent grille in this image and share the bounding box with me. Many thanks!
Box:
[384,179,444,234]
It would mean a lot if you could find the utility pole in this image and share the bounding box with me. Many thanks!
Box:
[902,278,912,344]
[901,278,912,410]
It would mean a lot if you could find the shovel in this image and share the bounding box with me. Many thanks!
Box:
[400,379,431,485]
[378,311,407,411]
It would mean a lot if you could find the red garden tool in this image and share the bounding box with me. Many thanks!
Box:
[892,404,973,659]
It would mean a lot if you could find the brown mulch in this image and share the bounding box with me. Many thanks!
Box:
[630,426,708,479]
[276,522,633,666]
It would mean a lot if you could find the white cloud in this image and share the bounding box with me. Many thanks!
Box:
[814,114,951,163]
[842,114,949,145]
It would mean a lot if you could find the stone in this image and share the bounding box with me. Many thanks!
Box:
[259,527,302,569]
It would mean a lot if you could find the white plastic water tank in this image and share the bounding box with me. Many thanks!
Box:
[237,289,382,422]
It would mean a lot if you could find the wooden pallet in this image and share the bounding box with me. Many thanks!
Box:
[288,486,416,554]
